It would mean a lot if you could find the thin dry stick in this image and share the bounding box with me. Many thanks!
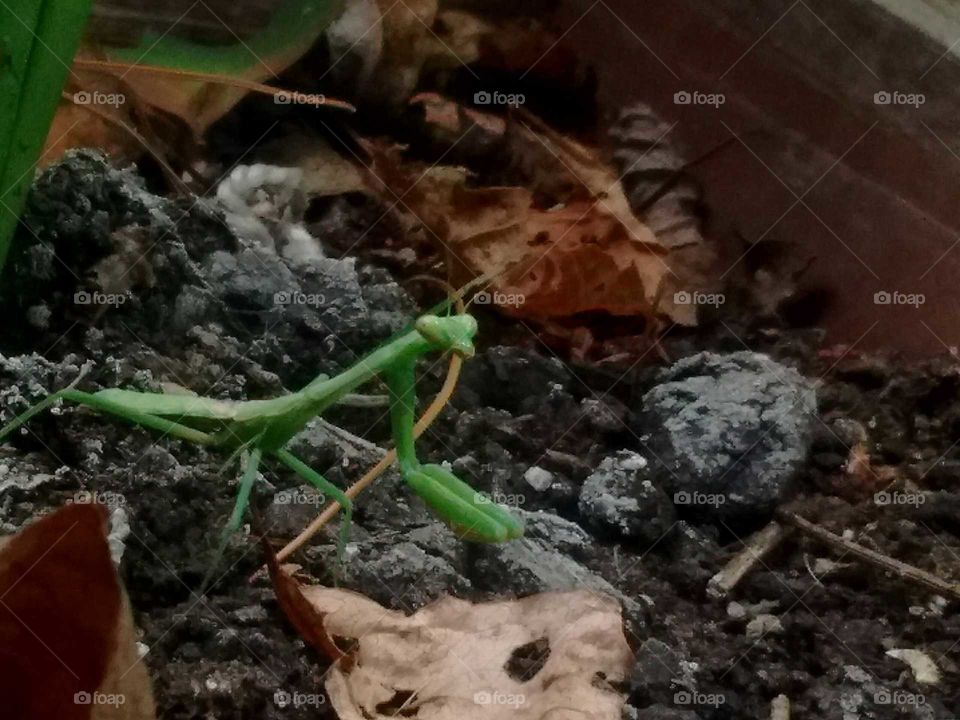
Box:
[778,510,960,601]
[61,91,192,195]
[707,520,792,599]
[73,58,356,112]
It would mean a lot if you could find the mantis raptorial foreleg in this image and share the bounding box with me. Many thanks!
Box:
[384,359,523,543]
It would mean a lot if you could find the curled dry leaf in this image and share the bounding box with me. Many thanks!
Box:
[298,585,632,720]
[0,503,155,719]
[365,138,697,325]
[265,545,346,663]
[258,133,368,198]
[333,0,461,109]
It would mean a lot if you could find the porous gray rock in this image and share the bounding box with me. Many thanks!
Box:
[638,351,816,522]
[474,509,643,621]
[578,451,676,544]
[628,638,684,704]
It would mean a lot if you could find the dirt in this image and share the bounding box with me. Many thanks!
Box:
[1,149,958,720]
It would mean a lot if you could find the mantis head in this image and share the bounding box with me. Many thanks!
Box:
[415,314,478,358]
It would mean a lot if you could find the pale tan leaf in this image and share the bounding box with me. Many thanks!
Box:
[259,134,368,198]
[303,586,632,720]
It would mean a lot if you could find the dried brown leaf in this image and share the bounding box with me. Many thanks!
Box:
[264,542,347,663]
[303,586,632,720]
[0,504,155,719]
[365,140,692,324]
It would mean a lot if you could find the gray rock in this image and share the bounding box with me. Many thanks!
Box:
[524,466,554,492]
[476,509,642,620]
[462,346,571,413]
[306,523,473,612]
[107,506,130,566]
[638,351,815,521]
[581,396,628,433]
[629,638,684,703]
[579,451,676,544]
[745,613,783,640]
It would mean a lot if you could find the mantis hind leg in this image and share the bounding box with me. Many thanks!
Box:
[1,389,68,441]
[202,447,263,592]
[274,448,353,572]
[1,389,216,445]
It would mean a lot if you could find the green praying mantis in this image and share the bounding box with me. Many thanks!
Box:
[0,311,524,579]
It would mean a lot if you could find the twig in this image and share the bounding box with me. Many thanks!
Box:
[317,418,385,454]
[336,393,390,409]
[708,520,791,599]
[61,91,191,195]
[74,58,356,113]
[778,510,960,601]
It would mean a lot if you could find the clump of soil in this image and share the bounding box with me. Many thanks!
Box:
[0,153,957,719]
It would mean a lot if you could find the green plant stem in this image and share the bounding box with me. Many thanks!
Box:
[0,0,94,276]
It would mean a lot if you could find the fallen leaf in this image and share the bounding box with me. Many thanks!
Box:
[607,103,706,250]
[72,0,347,139]
[43,72,143,167]
[265,542,346,664]
[301,586,632,720]
[0,503,155,719]
[364,140,692,325]
[259,133,368,198]
[366,0,444,108]
[505,112,661,249]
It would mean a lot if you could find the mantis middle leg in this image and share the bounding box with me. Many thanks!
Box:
[274,448,353,566]
[202,446,263,591]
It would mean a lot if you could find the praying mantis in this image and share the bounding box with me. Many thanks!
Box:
[0,311,524,578]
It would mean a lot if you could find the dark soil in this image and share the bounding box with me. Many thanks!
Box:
[1,151,958,720]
